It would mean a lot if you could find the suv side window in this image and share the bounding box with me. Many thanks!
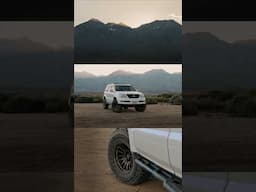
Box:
[105,85,109,92]
[109,85,114,92]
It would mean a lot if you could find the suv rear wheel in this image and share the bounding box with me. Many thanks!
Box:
[103,98,109,109]
[112,98,122,113]
[108,129,150,185]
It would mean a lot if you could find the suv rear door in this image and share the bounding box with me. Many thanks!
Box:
[108,85,115,103]
[105,85,114,104]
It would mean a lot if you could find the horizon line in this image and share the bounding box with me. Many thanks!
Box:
[75,18,180,28]
[75,69,182,77]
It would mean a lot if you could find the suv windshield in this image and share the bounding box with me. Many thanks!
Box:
[115,85,136,91]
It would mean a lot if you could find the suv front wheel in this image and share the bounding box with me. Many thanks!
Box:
[108,129,150,185]
[112,98,122,113]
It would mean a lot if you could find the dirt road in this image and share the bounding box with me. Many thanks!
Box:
[75,103,182,128]
[75,128,164,192]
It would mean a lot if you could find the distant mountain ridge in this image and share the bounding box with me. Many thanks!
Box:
[183,32,256,90]
[76,18,178,29]
[0,38,73,91]
[75,69,182,93]
[0,37,52,54]
[109,70,136,76]
[0,37,72,54]
[75,19,182,63]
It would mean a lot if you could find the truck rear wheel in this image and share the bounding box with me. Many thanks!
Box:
[135,105,146,112]
[108,129,150,185]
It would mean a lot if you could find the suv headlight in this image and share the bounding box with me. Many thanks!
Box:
[140,94,145,98]
[119,93,128,98]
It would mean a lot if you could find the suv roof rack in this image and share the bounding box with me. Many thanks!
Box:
[110,83,131,85]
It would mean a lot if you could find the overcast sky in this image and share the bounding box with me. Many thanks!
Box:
[74,64,182,76]
[75,0,182,27]
[0,22,73,48]
[184,22,256,42]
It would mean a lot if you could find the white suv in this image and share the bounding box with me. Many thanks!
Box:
[103,83,146,112]
[108,128,182,192]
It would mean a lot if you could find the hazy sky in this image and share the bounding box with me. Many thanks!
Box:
[74,64,182,76]
[0,22,73,48]
[184,22,256,42]
[75,0,182,27]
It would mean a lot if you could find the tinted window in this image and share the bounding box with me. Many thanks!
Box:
[115,85,136,91]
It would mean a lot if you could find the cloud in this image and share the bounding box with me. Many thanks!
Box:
[168,13,182,24]
[168,13,182,19]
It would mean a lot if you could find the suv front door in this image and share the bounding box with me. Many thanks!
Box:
[108,85,115,103]
[168,128,182,178]
[130,128,171,173]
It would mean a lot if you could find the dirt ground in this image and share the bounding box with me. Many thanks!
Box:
[75,128,165,192]
[183,115,256,171]
[75,103,182,128]
[0,113,73,172]
[0,172,72,192]
[0,113,73,191]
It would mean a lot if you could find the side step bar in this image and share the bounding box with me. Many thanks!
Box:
[135,159,182,192]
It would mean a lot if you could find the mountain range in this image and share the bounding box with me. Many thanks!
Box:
[0,38,73,92]
[75,69,182,93]
[75,19,182,63]
[3,31,256,93]
[183,32,256,91]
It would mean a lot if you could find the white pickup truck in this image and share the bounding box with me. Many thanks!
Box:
[108,128,182,192]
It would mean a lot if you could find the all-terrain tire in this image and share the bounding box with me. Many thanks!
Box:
[135,105,146,112]
[103,98,109,109]
[108,128,150,185]
[112,98,122,113]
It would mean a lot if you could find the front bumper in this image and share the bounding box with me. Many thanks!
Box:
[117,99,146,105]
